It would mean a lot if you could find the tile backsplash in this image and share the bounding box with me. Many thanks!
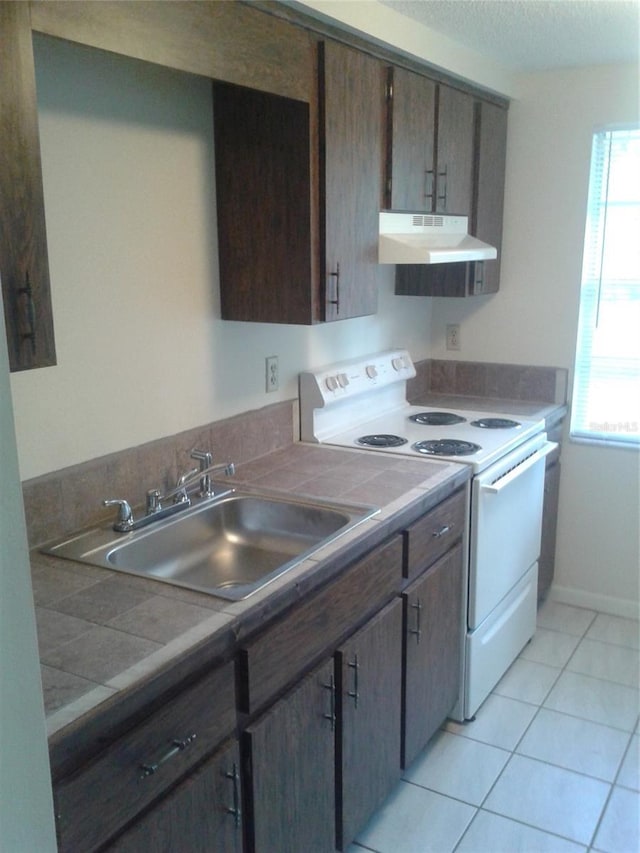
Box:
[23,400,295,548]
[408,359,567,406]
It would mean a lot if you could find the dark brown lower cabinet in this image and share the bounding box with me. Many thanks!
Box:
[107,739,243,853]
[243,658,336,853]
[402,542,463,769]
[538,453,561,602]
[337,598,403,850]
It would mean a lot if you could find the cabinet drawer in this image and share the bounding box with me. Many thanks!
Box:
[239,536,403,715]
[54,661,237,853]
[403,489,466,580]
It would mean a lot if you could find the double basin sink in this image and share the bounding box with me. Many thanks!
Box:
[44,487,378,601]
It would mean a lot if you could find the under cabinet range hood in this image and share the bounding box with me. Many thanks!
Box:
[378,211,497,264]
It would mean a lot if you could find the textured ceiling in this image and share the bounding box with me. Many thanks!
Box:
[377,0,640,70]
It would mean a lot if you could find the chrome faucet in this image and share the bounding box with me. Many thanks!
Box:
[190,449,214,497]
[103,451,235,533]
[190,449,235,497]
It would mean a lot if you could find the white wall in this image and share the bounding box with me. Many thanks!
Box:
[10,35,433,481]
[431,64,640,617]
[294,0,518,97]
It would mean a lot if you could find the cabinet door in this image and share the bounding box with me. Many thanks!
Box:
[388,67,436,211]
[470,100,508,295]
[403,542,463,769]
[0,2,56,370]
[244,658,336,853]
[321,40,384,321]
[435,84,475,217]
[337,598,403,850]
[108,739,243,853]
[214,83,314,324]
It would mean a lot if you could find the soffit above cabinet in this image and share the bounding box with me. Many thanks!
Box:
[29,0,314,102]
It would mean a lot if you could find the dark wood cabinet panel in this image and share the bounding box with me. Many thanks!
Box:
[54,662,237,853]
[240,535,402,715]
[320,40,384,321]
[387,71,473,219]
[214,83,314,324]
[0,1,56,371]
[244,658,336,853]
[336,598,402,850]
[108,739,243,853]
[403,488,466,581]
[403,542,463,768]
[469,100,508,295]
[30,0,313,102]
[388,67,436,211]
[435,84,475,217]
[215,38,384,325]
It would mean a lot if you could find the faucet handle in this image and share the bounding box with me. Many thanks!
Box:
[190,449,213,468]
[103,499,134,532]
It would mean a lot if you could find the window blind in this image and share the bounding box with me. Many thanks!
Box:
[570,127,640,448]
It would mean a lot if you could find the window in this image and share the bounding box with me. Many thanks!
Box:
[570,126,640,448]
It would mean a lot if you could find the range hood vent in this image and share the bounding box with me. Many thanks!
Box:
[378,211,497,264]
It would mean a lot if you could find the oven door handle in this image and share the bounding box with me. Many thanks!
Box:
[480,441,557,495]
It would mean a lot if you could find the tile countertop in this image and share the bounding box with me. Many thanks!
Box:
[33,442,470,768]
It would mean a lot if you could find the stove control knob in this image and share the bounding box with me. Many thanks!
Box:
[392,356,406,371]
[366,365,378,379]
[337,373,349,388]
[325,375,339,392]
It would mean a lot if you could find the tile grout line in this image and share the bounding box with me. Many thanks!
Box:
[450,607,622,851]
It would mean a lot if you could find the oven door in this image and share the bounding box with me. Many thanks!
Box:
[468,435,557,630]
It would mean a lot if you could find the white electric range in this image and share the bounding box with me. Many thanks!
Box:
[300,350,555,720]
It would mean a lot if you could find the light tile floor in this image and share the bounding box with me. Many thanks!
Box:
[348,601,640,853]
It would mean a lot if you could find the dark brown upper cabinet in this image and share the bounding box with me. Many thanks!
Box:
[393,82,508,298]
[214,83,315,325]
[0,2,56,371]
[472,99,508,295]
[320,40,384,322]
[215,39,384,325]
[386,67,474,217]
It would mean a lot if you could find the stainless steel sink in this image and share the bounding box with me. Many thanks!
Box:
[43,490,379,600]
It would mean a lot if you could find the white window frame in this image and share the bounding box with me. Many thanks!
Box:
[570,125,640,449]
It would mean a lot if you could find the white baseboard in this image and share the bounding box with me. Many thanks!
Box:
[548,584,640,621]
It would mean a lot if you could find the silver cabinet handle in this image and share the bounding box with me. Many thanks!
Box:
[328,263,340,315]
[425,169,435,206]
[224,762,241,828]
[15,272,37,356]
[409,598,422,645]
[322,674,336,731]
[432,524,451,539]
[437,164,448,210]
[347,654,360,709]
[139,733,197,779]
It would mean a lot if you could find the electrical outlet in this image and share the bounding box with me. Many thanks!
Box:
[446,324,461,351]
[265,356,279,393]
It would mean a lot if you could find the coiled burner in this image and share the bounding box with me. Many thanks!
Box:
[357,434,408,448]
[409,411,467,426]
[412,439,481,457]
[471,417,521,429]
